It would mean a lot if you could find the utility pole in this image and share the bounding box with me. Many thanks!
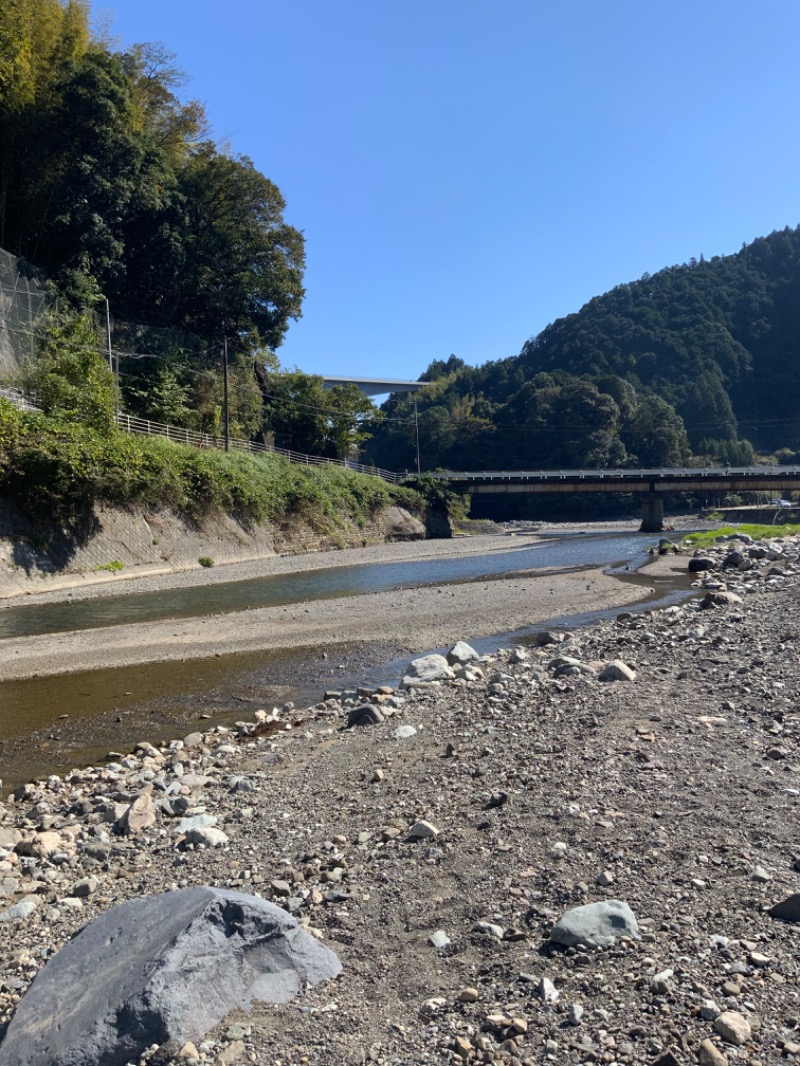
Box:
[101,297,119,421]
[104,298,112,371]
[223,337,230,452]
[414,394,421,475]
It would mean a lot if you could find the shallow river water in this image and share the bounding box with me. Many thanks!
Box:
[0,532,666,640]
[0,532,694,790]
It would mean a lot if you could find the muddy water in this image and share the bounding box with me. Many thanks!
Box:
[0,533,694,791]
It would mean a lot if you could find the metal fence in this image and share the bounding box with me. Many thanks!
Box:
[0,246,400,484]
[0,388,398,483]
[114,412,398,481]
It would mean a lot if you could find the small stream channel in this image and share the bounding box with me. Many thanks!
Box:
[0,531,669,639]
[0,531,695,790]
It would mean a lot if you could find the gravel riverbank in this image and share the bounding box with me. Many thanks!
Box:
[1,532,800,1064]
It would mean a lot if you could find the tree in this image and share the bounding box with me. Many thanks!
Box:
[170,146,305,348]
[23,308,115,431]
[622,395,689,466]
[264,371,380,458]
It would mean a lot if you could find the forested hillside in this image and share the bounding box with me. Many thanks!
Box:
[0,0,304,349]
[364,227,800,472]
[1,1,392,461]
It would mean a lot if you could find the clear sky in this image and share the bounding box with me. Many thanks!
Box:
[103,1,800,382]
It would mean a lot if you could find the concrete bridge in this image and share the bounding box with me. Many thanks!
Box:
[424,466,800,531]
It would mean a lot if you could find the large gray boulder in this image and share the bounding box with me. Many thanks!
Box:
[0,887,342,1066]
[401,653,455,687]
[550,900,639,948]
[446,640,480,666]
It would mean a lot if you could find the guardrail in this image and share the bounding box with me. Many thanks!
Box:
[432,466,800,481]
[112,413,399,482]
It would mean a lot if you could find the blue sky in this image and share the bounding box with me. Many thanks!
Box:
[104,1,800,382]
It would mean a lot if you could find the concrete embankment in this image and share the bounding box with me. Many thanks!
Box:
[0,499,434,600]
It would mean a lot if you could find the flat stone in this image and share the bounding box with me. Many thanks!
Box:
[688,557,716,572]
[533,630,564,645]
[346,705,384,728]
[701,590,743,608]
[183,826,228,848]
[598,660,636,682]
[472,921,504,939]
[175,814,218,834]
[550,900,639,948]
[0,887,341,1066]
[15,832,64,859]
[408,820,439,839]
[428,930,451,948]
[391,725,417,739]
[0,900,38,923]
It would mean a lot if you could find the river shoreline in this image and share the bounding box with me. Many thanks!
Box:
[0,523,677,790]
[0,561,651,682]
[0,530,798,1064]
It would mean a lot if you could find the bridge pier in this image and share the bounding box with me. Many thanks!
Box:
[639,493,664,533]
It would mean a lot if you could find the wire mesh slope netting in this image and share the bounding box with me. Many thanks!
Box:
[0,248,50,378]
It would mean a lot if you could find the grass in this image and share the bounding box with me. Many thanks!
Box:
[94,560,125,572]
[682,523,800,548]
[0,399,428,534]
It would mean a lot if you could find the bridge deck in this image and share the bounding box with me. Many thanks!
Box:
[428,466,800,494]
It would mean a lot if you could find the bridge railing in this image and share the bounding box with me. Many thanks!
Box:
[428,466,800,480]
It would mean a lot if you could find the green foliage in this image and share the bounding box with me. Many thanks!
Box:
[696,437,755,465]
[366,226,800,472]
[21,308,115,431]
[265,370,382,459]
[197,556,214,568]
[683,523,800,547]
[0,400,424,533]
[94,559,124,571]
[0,0,304,351]
[119,345,263,438]
[402,474,470,525]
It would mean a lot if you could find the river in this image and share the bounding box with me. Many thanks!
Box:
[0,531,693,790]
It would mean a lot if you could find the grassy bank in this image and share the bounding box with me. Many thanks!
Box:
[682,522,800,548]
[0,399,425,533]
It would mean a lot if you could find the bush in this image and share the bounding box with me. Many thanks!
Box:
[0,401,426,532]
